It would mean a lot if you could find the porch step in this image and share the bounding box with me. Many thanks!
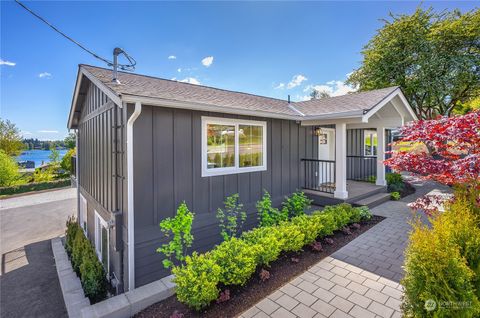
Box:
[352,192,391,208]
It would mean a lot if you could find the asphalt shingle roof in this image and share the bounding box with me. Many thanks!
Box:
[81,65,399,118]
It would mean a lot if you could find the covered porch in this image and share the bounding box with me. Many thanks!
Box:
[296,87,417,203]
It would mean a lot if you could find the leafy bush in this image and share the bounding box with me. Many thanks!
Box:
[172,252,221,311]
[312,212,337,236]
[256,190,288,227]
[65,218,107,303]
[386,172,403,186]
[355,206,372,221]
[216,193,247,241]
[402,191,480,317]
[391,192,401,201]
[0,150,20,187]
[242,227,283,266]
[282,191,313,217]
[322,204,351,228]
[0,178,71,196]
[290,215,323,245]
[157,202,194,269]
[80,247,107,303]
[211,237,257,286]
[275,222,305,252]
[61,148,76,174]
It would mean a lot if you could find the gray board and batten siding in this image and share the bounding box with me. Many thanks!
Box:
[76,79,128,292]
[131,104,319,286]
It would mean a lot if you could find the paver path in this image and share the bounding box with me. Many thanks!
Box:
[240,180,450,318]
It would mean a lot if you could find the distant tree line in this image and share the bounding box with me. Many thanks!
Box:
[23,138,67,150]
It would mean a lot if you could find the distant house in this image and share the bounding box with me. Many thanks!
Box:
[67,65,416,294]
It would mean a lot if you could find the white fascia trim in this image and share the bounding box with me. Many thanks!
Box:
[396,90,418,121]
[362,88,417,123]
[127,101,142,291]
[68,67,123,129]
[121,94,301,121]
[302,110,365,121]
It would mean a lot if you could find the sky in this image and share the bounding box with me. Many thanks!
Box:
[1,1,477,140]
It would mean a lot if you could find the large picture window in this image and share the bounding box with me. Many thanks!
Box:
[202,117,267,177]
[364,130,378,156]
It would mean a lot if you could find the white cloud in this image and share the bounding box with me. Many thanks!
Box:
[168,55,176,60]
[304,77,357,97]
[38,72,52,79]
[0,59,16,66]
[177,68,182,73]
[38,130,59,133]
[180,77,201,85]
[21,131,33,136]
[287,74,307,89]
[274,83,285,90]
[201,56,214,67]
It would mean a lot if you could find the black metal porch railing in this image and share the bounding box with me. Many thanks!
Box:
[301,158,336,194]
[346,155,377,182]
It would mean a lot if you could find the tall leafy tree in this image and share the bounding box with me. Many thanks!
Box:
[64,132,76,149]
[347,8,480,119]
[0,118,24,156]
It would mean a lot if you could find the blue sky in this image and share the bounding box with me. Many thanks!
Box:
[1,1,477,140]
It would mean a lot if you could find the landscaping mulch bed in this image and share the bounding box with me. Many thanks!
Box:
[135,215,385,318]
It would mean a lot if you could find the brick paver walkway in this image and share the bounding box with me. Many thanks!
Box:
[240,180,450,318]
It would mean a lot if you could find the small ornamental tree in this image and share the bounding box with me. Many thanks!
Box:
[216,193,247,241]
[157,202,194,269]
[385,110,480,186]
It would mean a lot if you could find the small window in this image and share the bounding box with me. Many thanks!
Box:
[364,130,378,156]
[202,117,267,177]
[79,194,87,234]
[94,211,109,272]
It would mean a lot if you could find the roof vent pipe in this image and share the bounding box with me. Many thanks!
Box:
[288,95,291,104]
[112,47,123,84]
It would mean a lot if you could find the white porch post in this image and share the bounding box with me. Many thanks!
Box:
[376,126,386,186]
[334,123,348,199]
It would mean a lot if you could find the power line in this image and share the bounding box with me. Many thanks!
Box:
[14,0,136,71]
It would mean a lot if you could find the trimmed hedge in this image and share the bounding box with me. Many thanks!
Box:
[65,217,108,303]
[173,203,372,310]
[0,178,71,196]
[402,189,480,317]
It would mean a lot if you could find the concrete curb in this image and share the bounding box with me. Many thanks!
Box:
[80,275,175,318]
[52,237,176,318]
[51,237,91,318]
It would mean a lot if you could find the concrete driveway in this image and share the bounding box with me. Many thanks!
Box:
[0,188,76,318]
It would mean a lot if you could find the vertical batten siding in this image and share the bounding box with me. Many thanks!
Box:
[77,81,126,290]
[133,106,317,287]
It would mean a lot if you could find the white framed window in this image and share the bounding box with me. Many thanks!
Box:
[364,130,378,156]
[201,116,267,177]
[94,210,109,273]
[79,194,87,234]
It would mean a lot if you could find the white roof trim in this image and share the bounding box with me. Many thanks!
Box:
[362,88,417,122]
[67,66,123,129]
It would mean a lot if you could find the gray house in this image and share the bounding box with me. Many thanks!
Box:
[67,65,416,293]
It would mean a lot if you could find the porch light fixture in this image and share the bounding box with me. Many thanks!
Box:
[314,127,328,144]
[314,127,323,136]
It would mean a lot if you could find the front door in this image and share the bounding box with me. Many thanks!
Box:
[318,128,335,185]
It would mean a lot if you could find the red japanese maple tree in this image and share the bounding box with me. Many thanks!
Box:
[384,110,480,186]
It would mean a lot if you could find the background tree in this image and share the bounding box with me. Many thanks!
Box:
[347,8,480,119]
[310,89,331,100]
[0,150,20,187]
[64,132,76,149]
[0,118,24,156]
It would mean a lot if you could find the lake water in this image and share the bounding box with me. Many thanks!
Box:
[16,149,68,168]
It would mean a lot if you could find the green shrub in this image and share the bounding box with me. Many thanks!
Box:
[61,148,76,174]
[322,204,351,228]
[65,216,79,256]
[311,212,337,236]
[0,179,71,196]
[282,191,313,218]
[157,202,194,269]
[80,247,107,303]
[172,252,221,311]
[216,193,247,241]
[386,172,403,186]
[257,190,288,227]
[211,237,257,286]
[0,150,20,187]
[290,215,323,245]
[355,206,372,221]
[242,227,283,266]
[402,192,480,317]
[366,175,376,183]
[275,222,305,252]
[391,192,401,201]
[72,229,88,274]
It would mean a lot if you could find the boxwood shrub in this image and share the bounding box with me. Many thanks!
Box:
[172,202,373,310]
[65,218,107,303]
